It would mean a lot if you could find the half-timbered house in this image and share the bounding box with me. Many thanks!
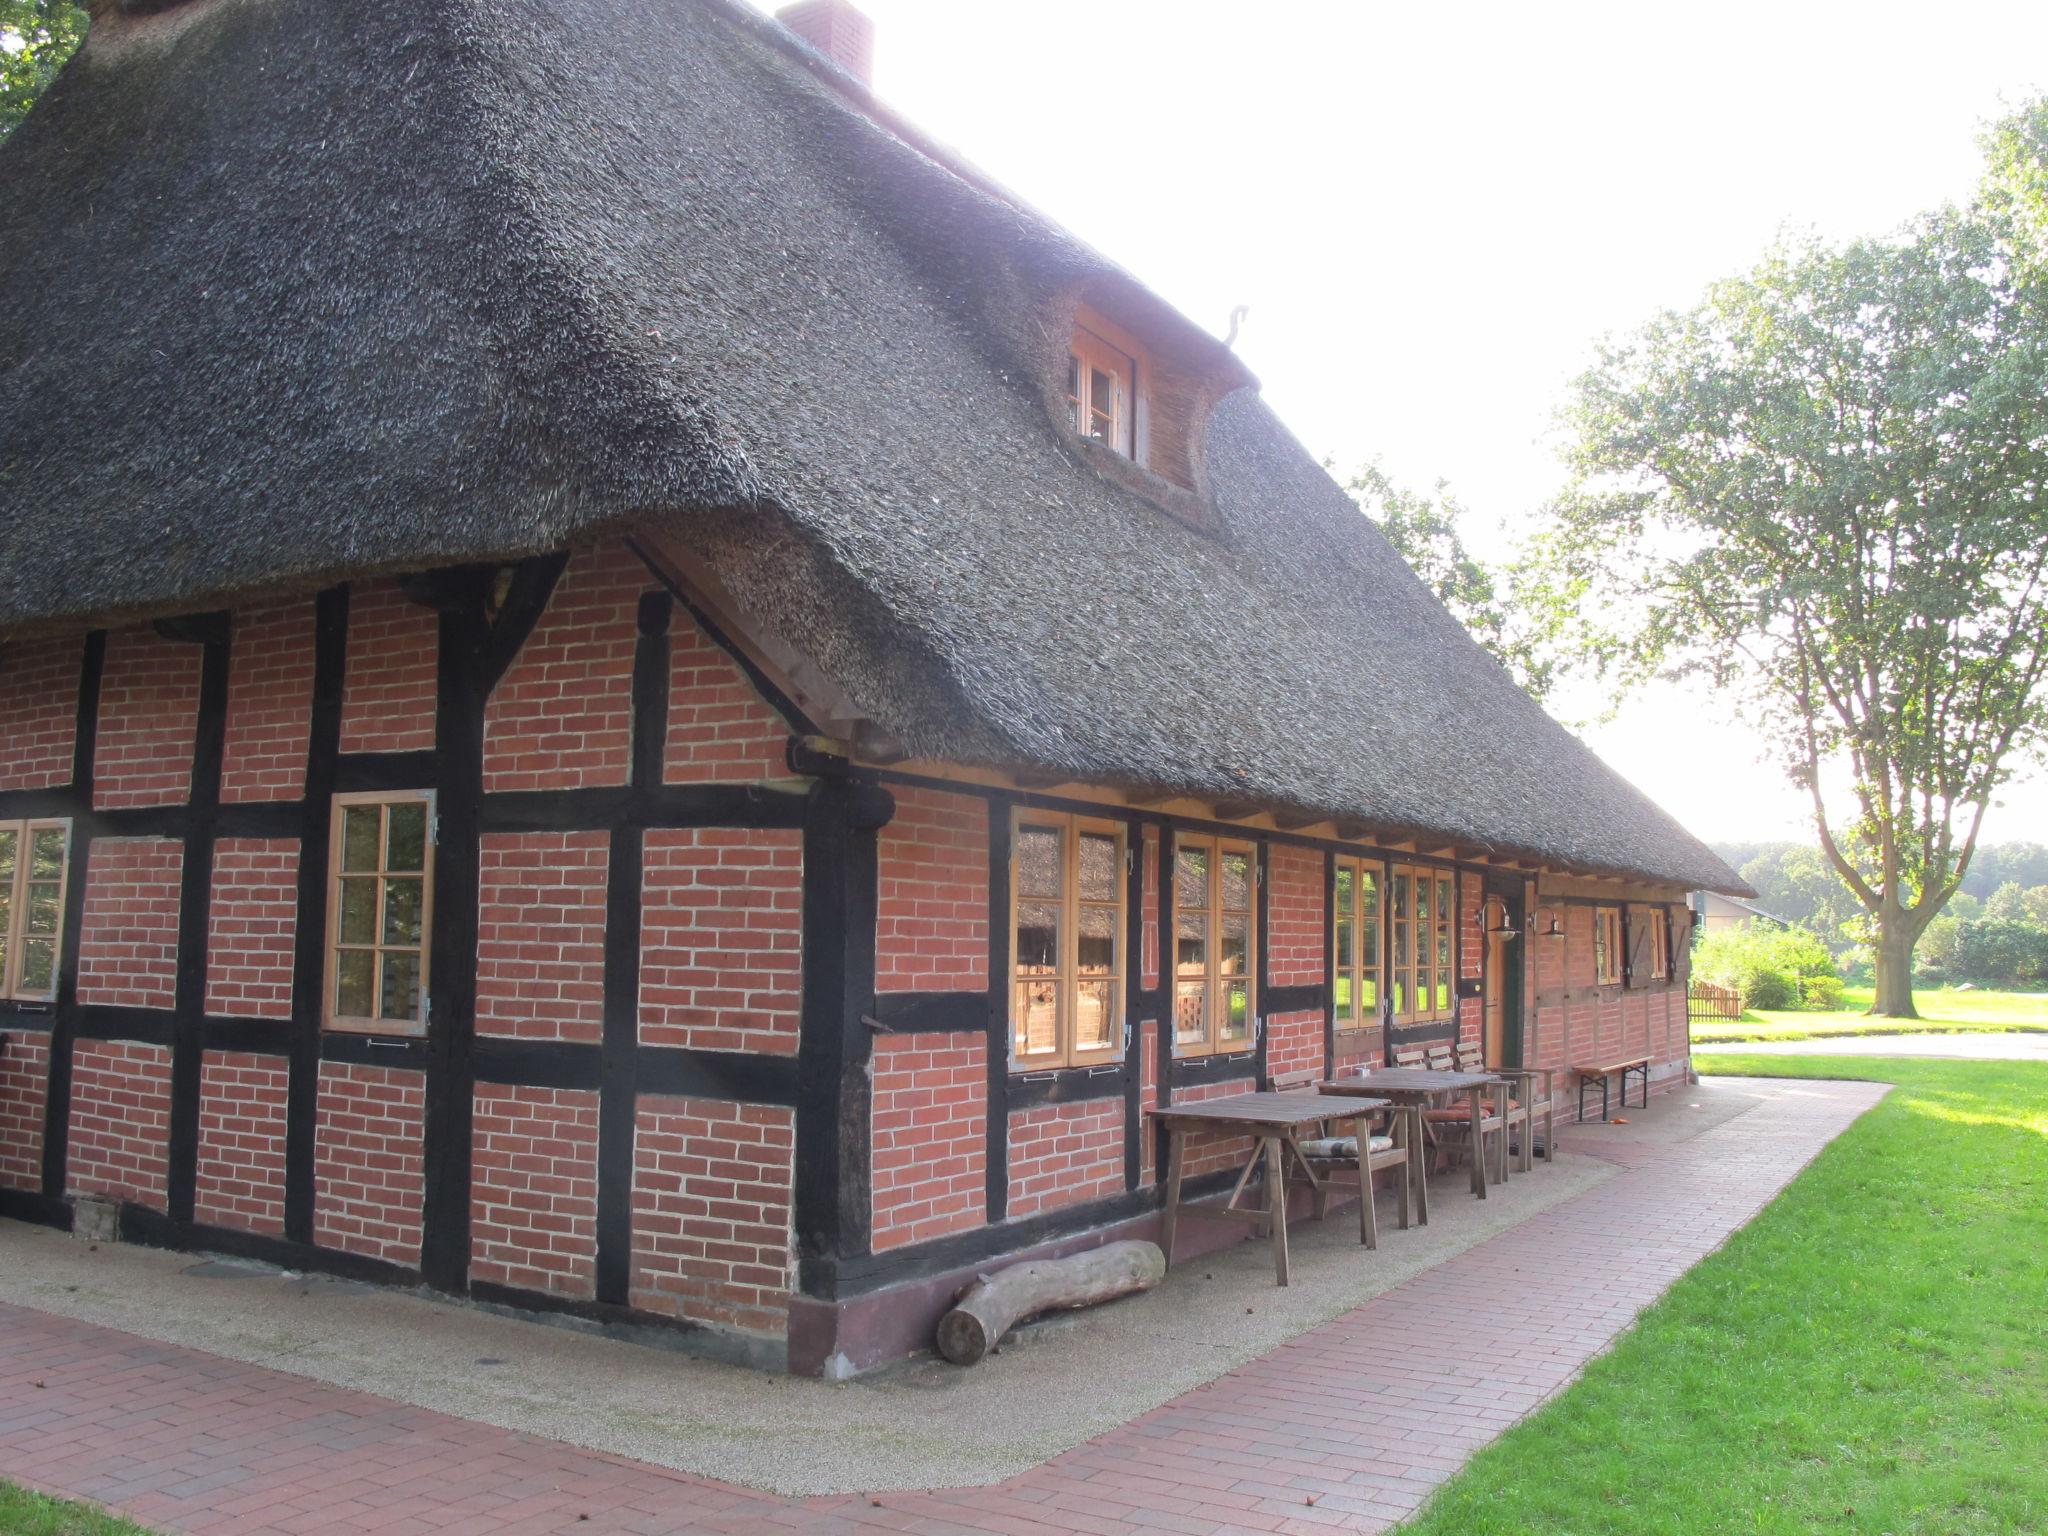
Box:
[0,0,1748,1374]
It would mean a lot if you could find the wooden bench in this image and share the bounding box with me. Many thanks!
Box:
[1265,1068,1416,1246]
[1573,1056,1651,1122]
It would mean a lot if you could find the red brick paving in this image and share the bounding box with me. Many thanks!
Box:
[0,1078,1884,1535]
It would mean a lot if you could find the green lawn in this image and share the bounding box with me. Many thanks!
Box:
[1690,984,2048,1044]
[1396,1053,2048,1534]
[0,1484,153,1536]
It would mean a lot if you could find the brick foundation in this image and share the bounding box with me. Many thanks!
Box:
[194,1052,289,1234]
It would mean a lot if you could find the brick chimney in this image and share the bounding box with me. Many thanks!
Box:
[775,0,876,89]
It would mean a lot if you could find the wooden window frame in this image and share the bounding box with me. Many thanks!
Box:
[323,790,437,1036]
[1332,855,1384,1033]
[1594,905,1624,987]
[1067,324,1137,460]
[1009,811,1127,1071]
[0,818,71,1003]
[1388,864,1455,1026]
[1170,834,1257,1058]
[1646,907,1671,981]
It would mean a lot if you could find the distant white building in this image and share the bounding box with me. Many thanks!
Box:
[1690,890,1791,935]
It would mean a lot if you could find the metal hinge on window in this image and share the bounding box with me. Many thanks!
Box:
[1124,847,1136,873]
[423,996,432,1028]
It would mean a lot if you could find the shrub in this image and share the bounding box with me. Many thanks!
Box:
[1913,964,1948,989]
[1802,974,1845,1011]
[1694,923,1841,1011]
[1950,919,2048,988]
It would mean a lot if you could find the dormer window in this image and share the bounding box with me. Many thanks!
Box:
[1066,329,1134,458]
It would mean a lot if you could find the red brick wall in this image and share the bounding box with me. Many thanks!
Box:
[1166,1076,1265,1180]
[220,599,314,802]
[639,828,802,1053]
[631,1096,794,1335]
[0,634,79,792]
[471,1083,600,1299]
[66,1040,172,1209]
[339,581,437,754]
[875,786,987,992]
[314,1062,425,1268]
[871,1030,985,1250]
[93,628,199,810]
[0,1032,50,1190]
[663,616,791,784]
[76,838,183,1009]
[1267,844,1323,987]
[476,832,608,1044]
[483,543,640,793]
[1264,1010,1323,1079]
[194,1052,289,1234]
[205,839,299,1020]
[1007,1099,1123,1219]
[1458,871,1483,1047]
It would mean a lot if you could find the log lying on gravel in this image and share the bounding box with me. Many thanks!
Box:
[936,1239,1165,1365]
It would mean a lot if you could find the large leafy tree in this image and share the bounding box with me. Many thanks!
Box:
[1,0,85,141]
[1536,100,2048,1018]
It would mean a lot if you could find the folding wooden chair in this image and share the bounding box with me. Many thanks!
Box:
[1265,1068,1414,1248]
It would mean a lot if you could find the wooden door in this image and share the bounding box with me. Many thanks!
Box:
[1484,929,1508,1065]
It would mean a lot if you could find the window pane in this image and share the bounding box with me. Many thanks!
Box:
[1361,974,1378,1010]
[1221,981,1251,1042]
[18,937,55,995]
[1362,910,1379,966]
[1392,874,1409,920]
[1077,903,1116,975]
[1219,913,1249,977]
[387,802,427,873]
[1335,904,1354,973]
[0,829,15,882]
[1436,931,1451,969]
[1392,975,1407,1015]
[1078,832,1119,903]
[1437,876,1453,925]
[1393,923,1409,971]
[383,876,424,946]
[1174,847,1208,912]
[1075,980,1114,1052]
[1360,868,1379,920]
[335,949,374,1017]
[380,950,422,1022]
[1175,911,1209,976]
[1334,865,1353,921]
[1436,969,1451,1011]
[1220,852,1250,913]
[338,877,378,946]
[1016,824,1062,900]
[30,827,65,878]
[1416,876,1433,922]
[1333,973,1352,1019]
[26,883,60,935]
[1016,979,1059,1057]
[1173,980,1208,1044]
[342,806,381,873]
[1015,900,1060,974]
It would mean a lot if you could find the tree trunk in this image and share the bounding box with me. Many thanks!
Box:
[936,1240,1165,1365]
[1869,911,1921,1019]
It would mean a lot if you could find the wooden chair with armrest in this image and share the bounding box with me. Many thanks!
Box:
[1265,1068,1414,1247]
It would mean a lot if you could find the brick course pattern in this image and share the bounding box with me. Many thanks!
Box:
[1267,843,1323,987]
[0,634,79,792]
[204,839,300,1020]
[631,1096,795,1335]
[875,786,987,992]
[1007,1098,1123,1219]
[639,828,801,1053]
[871,1030,985,1250]
[1263,1008,1324,1080]
[663,615,792,783]
[314,1062,426,1269]
[338,581,438,754]
[193,1052,289,1234]
[219,599,315,803]
[476,832,609,1045]
[76,838,183,1010]
[470,1084,600,1299]
[0,1032,49,1190]
[482,543,640,793]
[65,1040,172,1209]
[92,628,199,810]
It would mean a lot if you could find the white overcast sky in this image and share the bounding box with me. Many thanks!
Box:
[755,0,2048,848]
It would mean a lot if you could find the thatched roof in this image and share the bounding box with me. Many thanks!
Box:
[0,0,1747,894]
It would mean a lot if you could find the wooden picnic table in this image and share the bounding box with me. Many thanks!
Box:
[1148,1090,1389,1286]
[1319,1067,1508,1203]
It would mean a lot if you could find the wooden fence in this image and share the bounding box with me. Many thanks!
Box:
[1687,981,1743,1022]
